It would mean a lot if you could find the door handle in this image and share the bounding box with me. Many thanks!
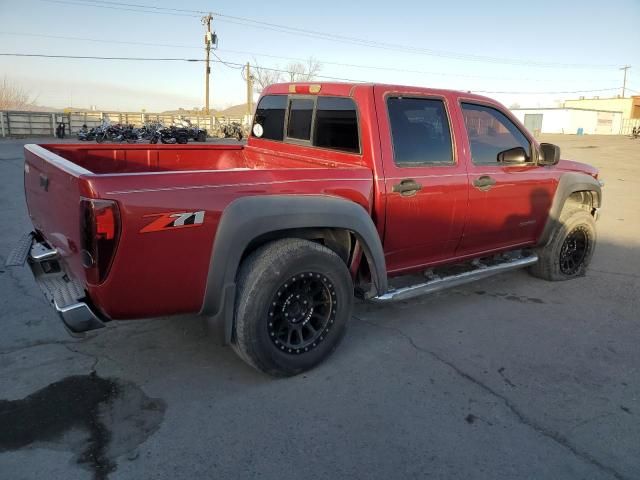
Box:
[392,179,422,196]
[473,175,496,191]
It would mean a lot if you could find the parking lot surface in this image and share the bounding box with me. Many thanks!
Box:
[0,135,638,480]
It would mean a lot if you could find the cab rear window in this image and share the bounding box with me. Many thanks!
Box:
[253,95,287,141]
[252,94,360,154]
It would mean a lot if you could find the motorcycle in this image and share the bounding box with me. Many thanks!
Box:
[77,124,96,141]
[149,125,188,144]
[176,119,207,142]
[222,122,244,141]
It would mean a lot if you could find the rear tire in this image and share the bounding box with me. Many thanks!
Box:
[233,238,353,377]
[529,207,596,281]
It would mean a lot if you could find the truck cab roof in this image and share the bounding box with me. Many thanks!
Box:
[262,81,497,104]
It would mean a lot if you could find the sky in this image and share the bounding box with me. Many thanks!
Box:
[0,0,639,112]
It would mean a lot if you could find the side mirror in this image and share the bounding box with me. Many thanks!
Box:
[497,146,528,164]
[538,143,560,166]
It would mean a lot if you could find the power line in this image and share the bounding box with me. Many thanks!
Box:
[473,87,621,95]
[1,52,625,95]
[0,53,202,61]
[0,31,574,82]
[0,31,197,49]
[38,0,621,70]
[72,0,205,14]
[0,30,622,86]
[41,0,199,16]
[211,51,244,70]
[0,52,367,82]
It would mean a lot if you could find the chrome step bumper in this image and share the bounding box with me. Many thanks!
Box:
[6,233,105,335]
[371,253,539,303]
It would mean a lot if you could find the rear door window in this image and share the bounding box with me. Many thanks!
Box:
[387,97,454,166]
[252,95,287,141]
[313,97,359,153]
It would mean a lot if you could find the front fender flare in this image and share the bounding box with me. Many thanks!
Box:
[538,172,602,246]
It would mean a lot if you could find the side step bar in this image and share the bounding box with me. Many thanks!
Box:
[371,254,538,303]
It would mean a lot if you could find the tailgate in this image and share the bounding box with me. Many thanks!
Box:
[24,144,92,283]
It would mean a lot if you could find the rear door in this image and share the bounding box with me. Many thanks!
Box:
[374,86,468,274]
[456,101,555,256]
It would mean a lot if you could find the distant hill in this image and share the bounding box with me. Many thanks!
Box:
[217,104,250,118]
[160,108,217,115]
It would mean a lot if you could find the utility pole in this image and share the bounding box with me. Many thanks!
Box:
[245,62,254,121]
[620,65,631,98]
[202,13,214,114]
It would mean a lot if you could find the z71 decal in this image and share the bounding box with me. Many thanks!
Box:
[140,211,205,233]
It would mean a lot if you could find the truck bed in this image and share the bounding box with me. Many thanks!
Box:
[24,143,373,320]
[44,143,251,174]
[43,143,365,174]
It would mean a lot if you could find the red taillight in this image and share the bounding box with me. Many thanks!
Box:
[80,198,120,284]
[95,207,116,240]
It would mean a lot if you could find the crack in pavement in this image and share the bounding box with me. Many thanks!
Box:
[0,340,79,356]
[590,269,640,280]
[0,255,48,305]
[353,315,628,480]
[64,344,100,373]
[0,339,122,375]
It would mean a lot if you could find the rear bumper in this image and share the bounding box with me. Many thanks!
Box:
[54,301,105,335]
[5,232,106,336]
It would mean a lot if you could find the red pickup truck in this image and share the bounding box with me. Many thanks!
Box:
[8,82,602,376]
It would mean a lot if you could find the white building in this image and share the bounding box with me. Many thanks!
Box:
[510,108,623,135]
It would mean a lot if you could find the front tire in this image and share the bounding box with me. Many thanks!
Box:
[233,238,353,377]
[529,207,596,281]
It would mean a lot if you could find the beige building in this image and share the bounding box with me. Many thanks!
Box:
[563,95,640,119]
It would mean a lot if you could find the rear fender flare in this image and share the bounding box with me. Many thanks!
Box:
[200,195,388,342]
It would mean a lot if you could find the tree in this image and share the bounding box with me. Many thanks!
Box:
[284,57,322,82]
[0,77,36,110]
[252,57,322,93]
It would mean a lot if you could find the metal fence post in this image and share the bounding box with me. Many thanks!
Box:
[0,112,5,137]
[50,113,55,136]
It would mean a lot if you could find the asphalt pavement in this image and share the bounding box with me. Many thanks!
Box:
[0,134,638,480]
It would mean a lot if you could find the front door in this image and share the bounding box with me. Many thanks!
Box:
[374,87,469,274]
[456,101,555,256]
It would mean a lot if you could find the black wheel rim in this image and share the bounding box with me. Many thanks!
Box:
[268,272,337,355]
[559,226,589,275]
